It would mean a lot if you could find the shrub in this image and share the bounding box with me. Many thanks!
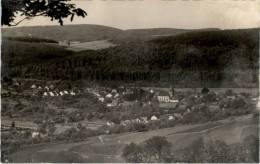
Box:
[122,136,173,163]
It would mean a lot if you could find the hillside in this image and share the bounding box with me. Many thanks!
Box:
[2,25,219,43]
[9,115,258,162]
[1,26,259,87]
[2,24,124,42]
[113,28,190,42]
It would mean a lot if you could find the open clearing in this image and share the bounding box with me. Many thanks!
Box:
[66,40,117,52]
[10,114,258,163]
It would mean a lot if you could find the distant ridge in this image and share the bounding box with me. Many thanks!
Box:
[2,24,221,43]
[2,24,124,42]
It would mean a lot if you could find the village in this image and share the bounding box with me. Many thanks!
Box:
[2,79,258,130]
[1,78,259,162]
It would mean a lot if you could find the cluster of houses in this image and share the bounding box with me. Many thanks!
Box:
[30,84,76,97]
[106,112,188,127]
[87,86,180,109]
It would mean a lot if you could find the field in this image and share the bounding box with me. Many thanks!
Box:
[10,114,258,163]
[67,40,117,52]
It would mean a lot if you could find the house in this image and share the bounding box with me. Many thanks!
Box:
[157,91,170,102]
[31,84,37,89]
[43,92,48,97]
[106,93,113,98]
[168,115,175,120]
[112,89,117,93]
[98,97,105,102]
[49,92,55,97]
[107,102,114,107]
[169,99,179,103]
[106,121,115,126]
[257,100,260,108]
[32,131,40,138]
[114,93,120,98]
[70,91,76,96]
[151,115,158,121]
[64,90,69,94]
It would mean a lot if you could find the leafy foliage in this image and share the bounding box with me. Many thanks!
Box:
[122,136,173,163]
[181,136,259,163]
[2,0,87,26]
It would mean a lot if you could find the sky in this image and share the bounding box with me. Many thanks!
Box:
[11,0,260,30]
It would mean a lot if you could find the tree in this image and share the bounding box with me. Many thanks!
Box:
[201,87,210,94]
[122,143,143,163]
[143,136,173,162]
[122,136,173,163]
[2,0,87,26]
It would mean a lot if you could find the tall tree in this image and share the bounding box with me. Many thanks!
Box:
[2,0,87,26]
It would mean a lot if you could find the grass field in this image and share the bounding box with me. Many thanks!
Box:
[67,40,117,52]
[10,114,258,163]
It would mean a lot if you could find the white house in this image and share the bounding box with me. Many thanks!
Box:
[151,115,158,121]
[98,97,105,102]
[112,89,117,93]
[257,100,260,108]
[70,91,76,96]
[157,91,170,102]
[114,93,120,98]
[49,92,55,97]
[43,92,48,97]
[31,84,37,89]
[169,99,179,103]
[106,93,113,98]
[135,118,141,123]
[64,90,69,94]
[168,115,174,120]
[60,91,64,96]
[106,121,115,127]
[32,132,40,138]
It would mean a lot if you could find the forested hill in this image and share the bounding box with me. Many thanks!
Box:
[2,27,259,88]
[2,24,213,42]
[2,24,124,42]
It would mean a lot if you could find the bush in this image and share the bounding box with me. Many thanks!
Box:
[181,136,259,163]
[122,136,173,163]
[225,89,234,96]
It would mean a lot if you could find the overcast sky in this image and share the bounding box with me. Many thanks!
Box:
[12,0,260,29]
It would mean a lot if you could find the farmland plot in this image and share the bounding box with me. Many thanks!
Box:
[67,40,117,52]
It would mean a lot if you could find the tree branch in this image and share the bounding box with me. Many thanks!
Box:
[9,16,30,26]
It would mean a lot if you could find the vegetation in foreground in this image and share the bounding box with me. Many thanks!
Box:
[122,135,259,163]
